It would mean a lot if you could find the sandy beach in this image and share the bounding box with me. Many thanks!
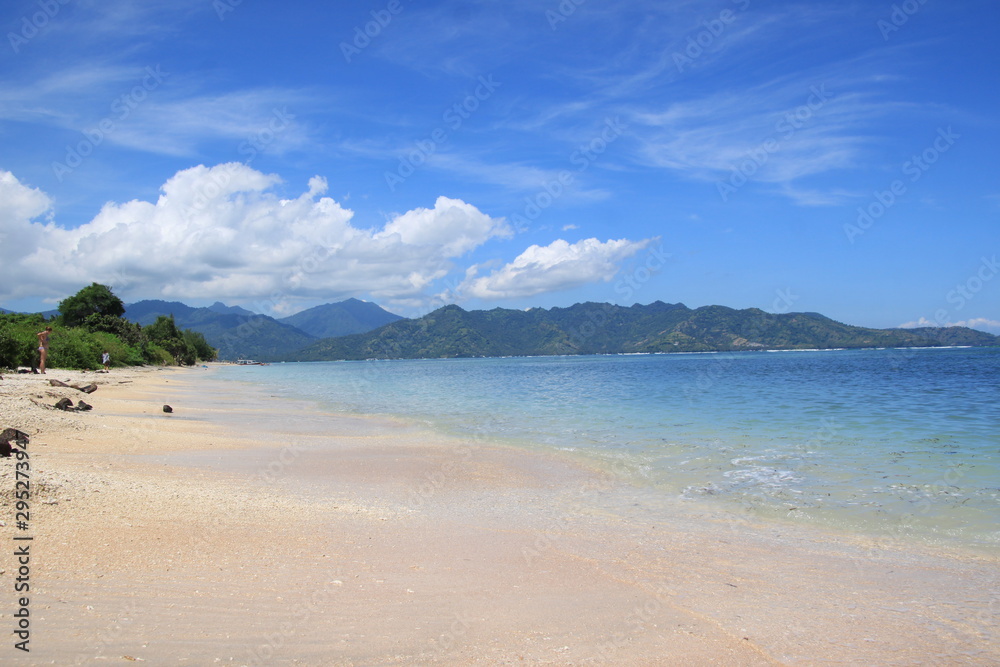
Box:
[0,365,997,665]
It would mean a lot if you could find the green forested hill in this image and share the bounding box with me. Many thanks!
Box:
[286,301,1000,361]
[123,298,405,360]
[124,300,315,361]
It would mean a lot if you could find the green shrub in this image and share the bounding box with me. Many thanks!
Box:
[46,327,104,370]
[90,331,144,367]
[143,343,175,366]
[0,315,48,370]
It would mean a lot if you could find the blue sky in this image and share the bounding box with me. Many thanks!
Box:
[1,0,997,332]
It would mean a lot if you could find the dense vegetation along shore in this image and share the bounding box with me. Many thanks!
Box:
[0,283,215,370]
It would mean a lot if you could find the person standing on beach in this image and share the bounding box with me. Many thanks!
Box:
[36,326,52,374]
[102,350,111,371]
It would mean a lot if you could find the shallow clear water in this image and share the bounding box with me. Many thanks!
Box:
[215,347,1000,550]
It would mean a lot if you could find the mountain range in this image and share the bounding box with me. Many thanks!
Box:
[287,301,999,361]
[7,298,998,361]
[122,298,402,360]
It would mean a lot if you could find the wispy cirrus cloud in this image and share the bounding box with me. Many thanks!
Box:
[0,61,320,158]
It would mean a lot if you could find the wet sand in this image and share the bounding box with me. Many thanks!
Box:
[0,366,997,665]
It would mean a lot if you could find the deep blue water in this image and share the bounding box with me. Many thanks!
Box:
[215,347,1000,550]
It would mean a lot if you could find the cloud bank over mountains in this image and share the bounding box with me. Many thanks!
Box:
[0,164,653,314]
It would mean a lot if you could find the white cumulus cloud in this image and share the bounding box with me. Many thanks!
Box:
[457,237,655,300]
[0,165,514,311]
[376,196,512,257]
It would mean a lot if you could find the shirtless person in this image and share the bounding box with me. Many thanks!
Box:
[36,326,52,374]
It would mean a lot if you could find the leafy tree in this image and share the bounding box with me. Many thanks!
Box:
[144,314,182,343]
[59,283,125,327]
[183,329,217,361]
[83,312,144,347]
[145,315,189,363]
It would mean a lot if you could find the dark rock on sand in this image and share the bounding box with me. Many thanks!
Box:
[163,405,173,413]
[0,428,29,457]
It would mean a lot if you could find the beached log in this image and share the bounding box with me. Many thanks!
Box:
[71,383,98,394]
[54,398,74,411]
[162,405,173,413]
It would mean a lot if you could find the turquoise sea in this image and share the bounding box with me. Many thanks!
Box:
[215,347,1000,551]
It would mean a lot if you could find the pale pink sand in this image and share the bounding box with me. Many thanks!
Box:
[0,366,996,665]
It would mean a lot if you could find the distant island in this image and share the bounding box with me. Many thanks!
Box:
[285,301,999,362]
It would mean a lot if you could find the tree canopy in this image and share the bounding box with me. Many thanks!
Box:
[58,283,126,327]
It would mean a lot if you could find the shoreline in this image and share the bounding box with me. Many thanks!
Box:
[1,366,997,664]
[212,358,1000,560]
